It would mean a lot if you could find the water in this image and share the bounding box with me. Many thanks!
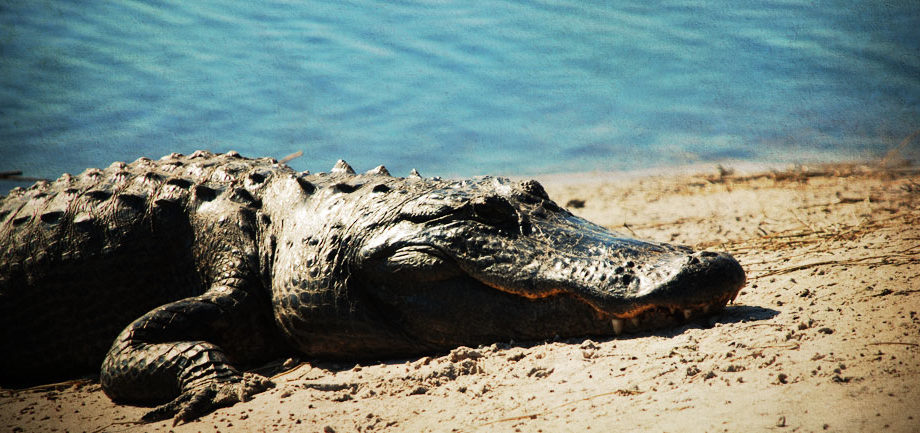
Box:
[1,0,918,186]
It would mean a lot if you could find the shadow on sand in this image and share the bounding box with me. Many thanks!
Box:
[259,305,781,374]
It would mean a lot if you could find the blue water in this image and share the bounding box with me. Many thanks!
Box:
[1,0,918,185]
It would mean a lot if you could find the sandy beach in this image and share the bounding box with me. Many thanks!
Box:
[2,162,918,433]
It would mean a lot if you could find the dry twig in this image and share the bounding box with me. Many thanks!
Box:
[866,342,919,348]
[749,252,920,279]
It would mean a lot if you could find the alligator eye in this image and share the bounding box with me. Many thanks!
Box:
[470,195,520,232]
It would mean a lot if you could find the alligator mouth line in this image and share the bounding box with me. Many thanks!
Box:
[481,280,741,336]
[599,290,739,336]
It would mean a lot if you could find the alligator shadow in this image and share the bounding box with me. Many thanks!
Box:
[614,304,780,341]
[266,305,780,374]
[709,304,780,325]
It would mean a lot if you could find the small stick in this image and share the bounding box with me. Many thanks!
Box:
[622,223,637,237]
[750,252,920,279]
[279,150,303,164]
[482,388,642,425]
[866,342,919,347]
[745,344,800,351]
[0,171,49,182]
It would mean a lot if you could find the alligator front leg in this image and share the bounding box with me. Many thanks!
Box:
[101,285,281,425]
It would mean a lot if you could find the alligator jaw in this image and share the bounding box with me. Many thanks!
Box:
[466,247,746,337]
[480,278,741,336]
[601,292,738,336]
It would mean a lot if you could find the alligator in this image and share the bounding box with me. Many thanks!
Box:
[0,150,745,424]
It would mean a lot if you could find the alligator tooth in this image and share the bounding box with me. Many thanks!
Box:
[683,309,693,320]
[629,317,640,328]
[702,304,711,314]
[611,318,624,335]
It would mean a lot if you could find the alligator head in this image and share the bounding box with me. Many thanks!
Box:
[269,172,745,357]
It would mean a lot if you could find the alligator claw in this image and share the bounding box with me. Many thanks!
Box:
[141,373,274,425]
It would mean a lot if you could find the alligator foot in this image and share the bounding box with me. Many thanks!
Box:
[141,373,274,426]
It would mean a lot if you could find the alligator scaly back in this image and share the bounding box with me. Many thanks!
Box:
[0,150,288,382]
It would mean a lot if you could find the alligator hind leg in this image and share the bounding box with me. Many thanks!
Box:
[101,285,284,425]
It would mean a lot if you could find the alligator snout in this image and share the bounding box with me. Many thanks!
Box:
[599,249,745,334]
[667,250,746,304]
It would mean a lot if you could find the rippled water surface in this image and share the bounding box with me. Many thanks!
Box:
[1,0,918,182]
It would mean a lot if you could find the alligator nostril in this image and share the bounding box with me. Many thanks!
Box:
[519,179,550,200]
[688,255,700,265]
